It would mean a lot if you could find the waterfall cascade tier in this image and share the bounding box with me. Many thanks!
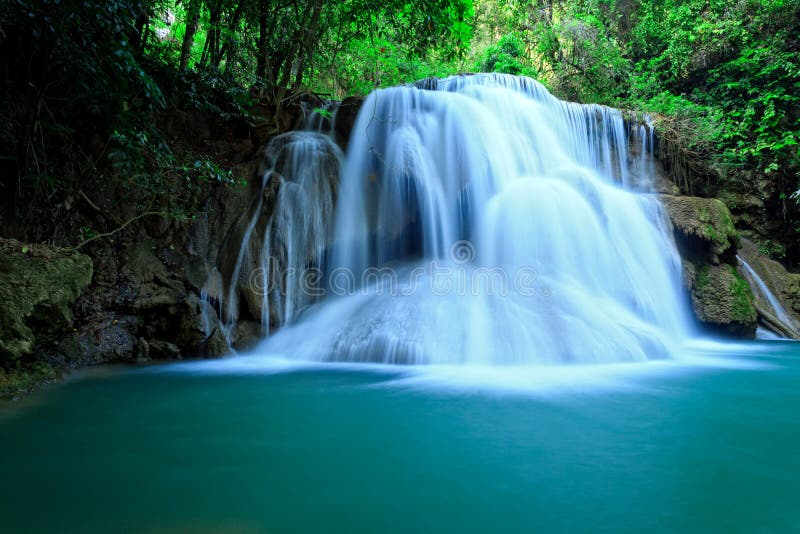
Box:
[738,255,798,337]
[225,73,694,364]
[202,131,342,344]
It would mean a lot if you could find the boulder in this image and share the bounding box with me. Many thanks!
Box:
[233,320,262,352]
[660,195,738,264]
[660,196,757,337]
[57,317,140,365]
[120,241,184,311]
[685,262,757,337]
[0,239,93,362]
[201,326,230,358]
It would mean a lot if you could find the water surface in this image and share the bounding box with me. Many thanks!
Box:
[1,341,799,532]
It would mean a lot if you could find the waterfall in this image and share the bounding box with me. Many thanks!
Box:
[214,131,342,345]
[303,99,340,136]
[259,133,340,332]
[737,256,797,334]
[253,73,693,365]
[633,115,656,191]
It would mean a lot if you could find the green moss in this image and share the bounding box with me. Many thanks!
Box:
[689,261,757,336]
[728,265,758,323]
[696,263,711,290]
[660,195,739,260]
[704,223,718,244]
[756,239,787,259]
[0,361,59,399]
[0,239,93,363]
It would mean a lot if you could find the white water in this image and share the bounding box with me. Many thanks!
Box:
[737,255,797,331]
[259,133,341,331]
[215,131,342,342]
[633,116,656,191]
[251,73,693,365]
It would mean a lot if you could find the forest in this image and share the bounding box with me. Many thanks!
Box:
[2,0,799,252]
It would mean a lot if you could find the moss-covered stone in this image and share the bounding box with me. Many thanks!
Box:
[660,195,739,264]
[0,360,59,400]
[0,239,93,363]
[687,261,757,337]
[660,195,757,337]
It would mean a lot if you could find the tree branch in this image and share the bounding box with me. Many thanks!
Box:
[68,211,167,251]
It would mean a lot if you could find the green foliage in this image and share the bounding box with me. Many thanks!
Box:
[1,0,476,237]
[309,0,474,95]
[624,0,800,180]
[108,125,238,221]
[4,0,800,244]
[78,227,96,243]
[478,34,530,75]
[758,239,787,259]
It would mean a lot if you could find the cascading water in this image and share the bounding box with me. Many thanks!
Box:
[633,115,657,191]
[212,131,342,344]
[251,73,693,365]
[738,255,797,333]
[259,133,340,331]
[302,99,340,135]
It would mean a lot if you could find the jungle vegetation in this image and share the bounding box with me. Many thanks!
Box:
[1,0,798,244]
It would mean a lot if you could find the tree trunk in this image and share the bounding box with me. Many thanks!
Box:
[292,0,324,89]
[131,11,150,57]
[178,0,202,72]
[218,0,246,72]
[201,0,224,67]
[255,1,278,87]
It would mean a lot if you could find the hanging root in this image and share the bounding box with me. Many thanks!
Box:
[652,114,718,195]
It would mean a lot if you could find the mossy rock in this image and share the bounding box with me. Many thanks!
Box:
[0,360,59,399]
[0,239,93,363]
[687,261,757,337]
[660,195,739,264]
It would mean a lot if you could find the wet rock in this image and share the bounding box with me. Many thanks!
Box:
[137,337,150,362]
[57,317,140,365]
[333,96,365,150]
[120,241,184,311]
[201,326,230,358]
[685,262,757,338]
[149,339,181,359]
[737,237,800,336]
[233,320,262,352]
[660,196,757,337]
[0,239,93,362]
[184,257,211,291]
[173,293,209,355]
[660,195,739,264]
